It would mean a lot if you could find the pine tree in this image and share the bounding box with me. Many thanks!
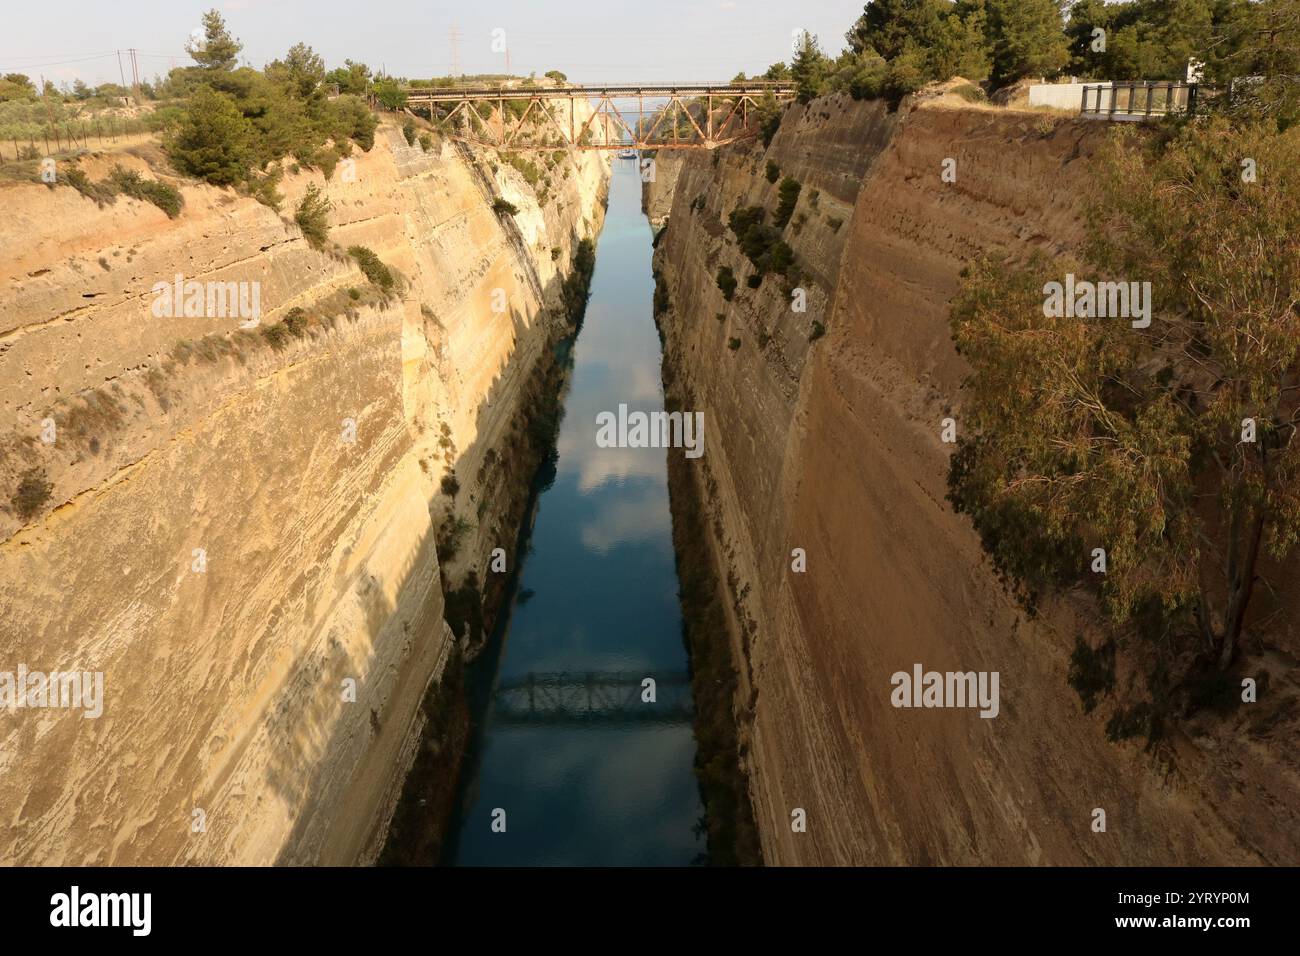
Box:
[189,9,243,72]
[985,0,1070,87]
[166,87,253,185]
[791,32,831,103]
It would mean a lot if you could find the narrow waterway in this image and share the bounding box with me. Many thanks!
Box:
[445,160,706,865]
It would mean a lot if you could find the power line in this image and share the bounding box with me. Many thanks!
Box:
[0,52,119,71]
[0,50,118,60]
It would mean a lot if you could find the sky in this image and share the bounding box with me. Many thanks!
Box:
[0,0,868,89]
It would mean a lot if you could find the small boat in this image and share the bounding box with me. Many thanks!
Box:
[617,148,637,159]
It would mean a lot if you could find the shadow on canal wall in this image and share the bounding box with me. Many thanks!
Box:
[264,261,591,864]
[365,246,598,867]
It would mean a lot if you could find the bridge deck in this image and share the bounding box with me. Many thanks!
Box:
[406,82,793,103]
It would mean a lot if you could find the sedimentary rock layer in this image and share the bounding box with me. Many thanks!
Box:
[0,120,608,865]
[651,93,1299,865]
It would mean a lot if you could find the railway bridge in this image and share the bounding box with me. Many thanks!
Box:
[404,81,795,150]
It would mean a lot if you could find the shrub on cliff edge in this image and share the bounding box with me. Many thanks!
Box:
[294,183,332,248]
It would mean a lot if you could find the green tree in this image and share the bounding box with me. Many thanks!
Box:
[295,183,332,248]
[985,0,1070,86]
[269,43,325,99]
[791,32,831,103]
[934,0,994,81]
[1215,0,1300,129]
[166,87,254,185]
[189,9,243,71]
[373,77,408,109]
[846,0,950,59]
[0,72,36,101]
[325,60,372,95]
[950,119,1300,675]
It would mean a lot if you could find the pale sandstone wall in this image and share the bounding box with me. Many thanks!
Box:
[652,95,1300,865]
[0,117,608,865]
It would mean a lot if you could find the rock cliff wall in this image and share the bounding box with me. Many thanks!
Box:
[0,117,608,865]
[650,93,1299,865]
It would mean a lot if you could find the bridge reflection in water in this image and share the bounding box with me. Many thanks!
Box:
[492,672,693,726]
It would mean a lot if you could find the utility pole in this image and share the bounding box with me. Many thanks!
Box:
[128,48,140,101]
[449,25,461,81]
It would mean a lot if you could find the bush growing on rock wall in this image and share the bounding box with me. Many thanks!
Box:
[11,469,53,522]
[443,570,484,644]
[402,119,416,145]
[57,165,185,219]
[109,167,184,218]
[774,176,802,228]
[294,183,332,248]
[247,169,284,210]
[729,205,797,279]
[282,307,309,336]
[260,322,291,349]
[332,95,378,151]
[949,116,1300,736]
[653,267,672,317]
[59,167,115,206]
[492,196,520,216]
[765,160,780,183]
[716,266,737,301]
[347,245,396,292]
[1067,638,1116,715]
[314,147,339,180]
[503,153,543,188]
[436,515,474,563]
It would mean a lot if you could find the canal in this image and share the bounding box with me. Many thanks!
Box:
[444,159,707,865]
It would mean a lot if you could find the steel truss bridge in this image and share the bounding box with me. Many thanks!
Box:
[404,82,795,150]
[492,671,694,725]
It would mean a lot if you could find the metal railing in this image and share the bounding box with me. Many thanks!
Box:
[1080,81,1198,120]
[405,81,793,104]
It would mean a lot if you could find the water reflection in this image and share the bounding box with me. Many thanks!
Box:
[447,161,705,866]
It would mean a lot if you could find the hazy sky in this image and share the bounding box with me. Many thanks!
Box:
[1,0,868,88]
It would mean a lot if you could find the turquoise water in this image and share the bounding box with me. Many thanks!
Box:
[446,161,706,866]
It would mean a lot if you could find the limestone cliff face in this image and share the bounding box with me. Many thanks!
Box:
[651,94,1300,865]
[0,119,608,865]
